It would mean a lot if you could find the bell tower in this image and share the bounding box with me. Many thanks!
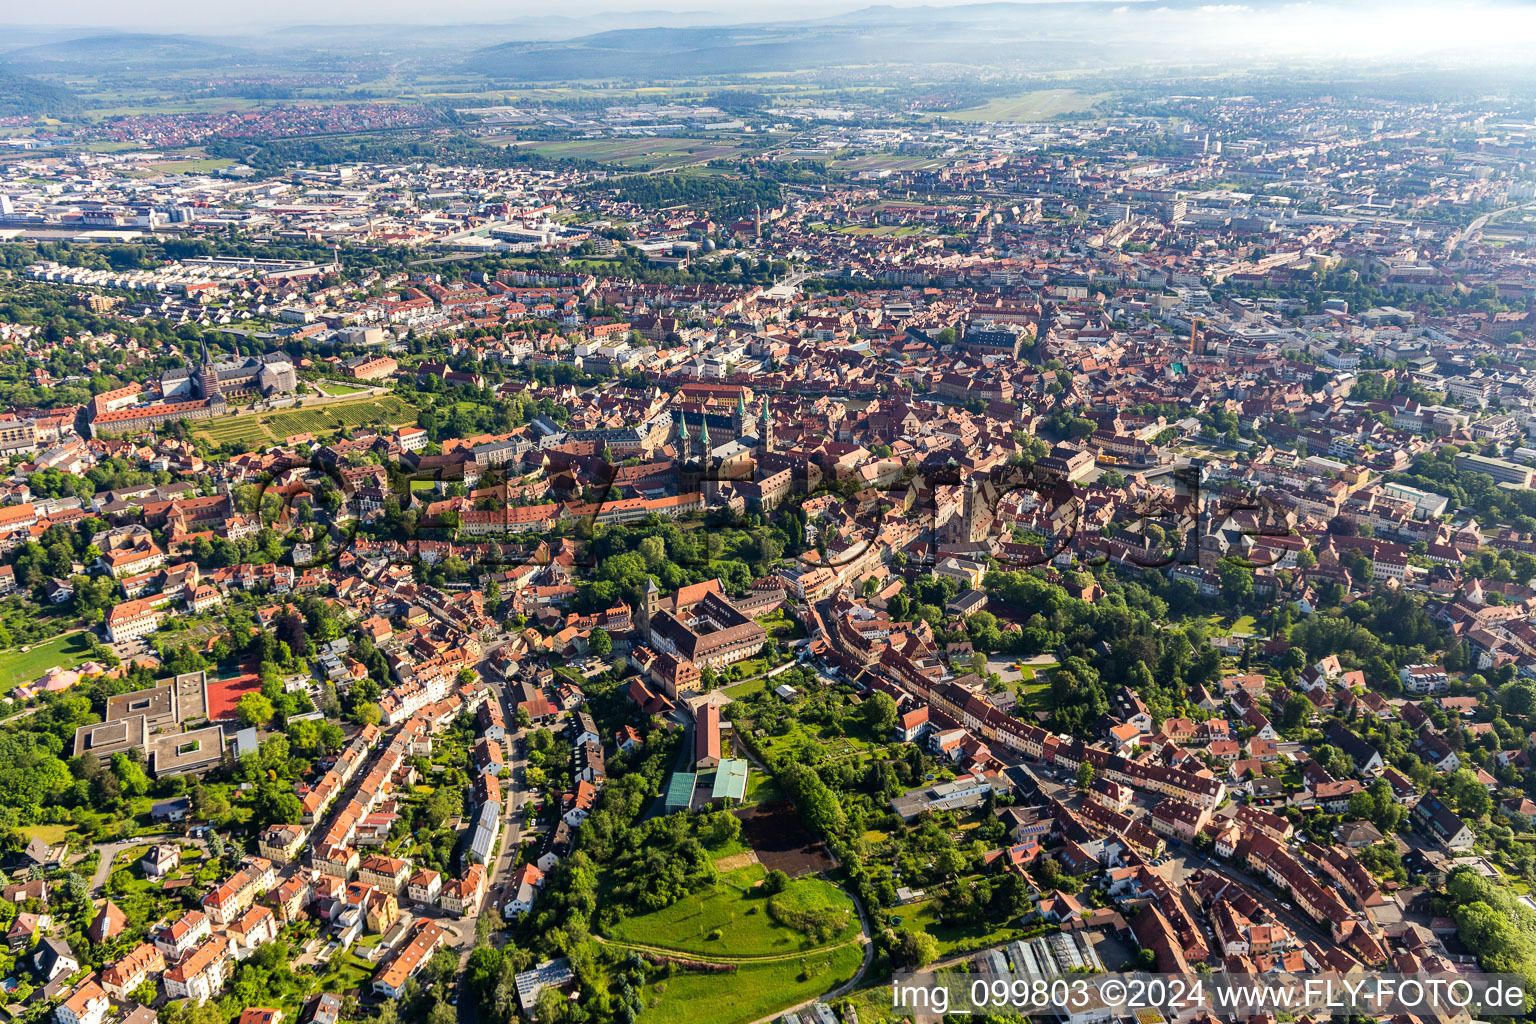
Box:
[639,577,659,642]
[964,476,990,543]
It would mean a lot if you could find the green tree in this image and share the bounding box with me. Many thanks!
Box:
[110,753,150,798]
[779,762,845,836]
[1218,558,1255,607]
[887,928,940,969]
[861,692,899,737]
[1278,693,1313,733]
[237,692,275,728]
[250,782,304,829]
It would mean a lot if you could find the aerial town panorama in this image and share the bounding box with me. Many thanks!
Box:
[0,1,1535,1023]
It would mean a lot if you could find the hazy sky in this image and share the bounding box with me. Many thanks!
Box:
[3,0,886,33]
[3,0,1534,60]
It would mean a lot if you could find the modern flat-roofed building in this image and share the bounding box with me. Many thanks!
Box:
[1456,452,1534,487]
[106,672,209,728]
[148,725,226,777]
[514,959,574,1017]
[0,420,39,456]
[75,673,224,776]
[72,716,147,764]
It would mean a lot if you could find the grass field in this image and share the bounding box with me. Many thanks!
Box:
[833,225,926,237]
[192,395,419,446]
[605,865,857,956]
[132,158,237,176]
[707,838,752,864]
[741,773,784,807]
[21,824,70,845]
[506,137,751,170]
[314,381,369,396]
[931,88,1106,123]
[1204,613,1261,636]
[636,941,862,1024]
[723,678,767,698]
[1013,671,1053,719]
[315,949,374,1001]
[0,632,97,693]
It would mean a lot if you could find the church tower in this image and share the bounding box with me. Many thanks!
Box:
[963,476,990,543]
[677,413,704,493]
[639,577,659,642]
[761,397,774,452]
[945,475,991,545]
[733,390,748,436]
[197,338,222,400]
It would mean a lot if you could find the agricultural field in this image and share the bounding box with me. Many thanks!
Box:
[604,864,857,956]
[191,417,278,447]
[0,631,98,693]
[821,153,949,172]
[930,88,1106,123]
[504,137,753,170]
[193,395,419,446]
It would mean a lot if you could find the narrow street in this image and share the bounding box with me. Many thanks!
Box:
[86,840,133,893]
[454,668,531,962]
[453,666,532,1023]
